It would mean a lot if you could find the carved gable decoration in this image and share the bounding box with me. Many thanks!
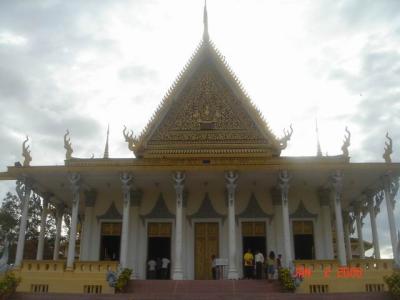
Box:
[188,192,225,220]
[135,41,281,158]
[237,192,273,219]
[141,193,174,219]
[97,202,122,221]
[290,200,318,219]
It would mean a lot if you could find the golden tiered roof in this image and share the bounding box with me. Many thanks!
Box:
[132,5,286,159]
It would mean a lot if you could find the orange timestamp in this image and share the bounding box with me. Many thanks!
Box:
[295,266,364,279]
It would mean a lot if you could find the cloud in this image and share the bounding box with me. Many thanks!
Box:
[119,65,158,81]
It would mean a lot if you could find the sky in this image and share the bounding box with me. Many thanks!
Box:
[0,0,399,257]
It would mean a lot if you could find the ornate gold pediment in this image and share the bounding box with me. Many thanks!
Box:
[135,41,282,158]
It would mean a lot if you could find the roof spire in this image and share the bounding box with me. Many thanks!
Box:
[203,0,209,42]
[315,119,322,157]
[103,124,109,159]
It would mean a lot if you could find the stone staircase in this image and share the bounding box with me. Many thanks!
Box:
[11,280,391,300]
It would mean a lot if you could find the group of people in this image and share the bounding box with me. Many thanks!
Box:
[243,249,281,280]
[147,257,170,279]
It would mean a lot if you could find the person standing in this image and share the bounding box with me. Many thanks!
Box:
[211,254,217,280]
[243,249,254,279]
[147,258,157,279]
[161,257,170,279]
[276,254,282,270]
[267,251,276,281]
[254,250,264,279]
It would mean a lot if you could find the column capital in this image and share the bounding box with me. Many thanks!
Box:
[84,189,97,207]
[318,187,331,206]
[278,170,291,205]
[16,177,33,201]
[225,171,238,190]
[331,170,343,200]
[69,173,81,203]
[173,171,185,192]
[120,172,133,205]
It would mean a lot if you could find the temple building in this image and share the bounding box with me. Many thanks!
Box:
[0,3,399,295]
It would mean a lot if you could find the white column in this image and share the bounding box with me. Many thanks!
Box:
[80,190,96,261]
[172,171,185,280]
[225,171,239,279]
[271,188,283,257]
[120,172,132,269]
[15,178,32,268]
[67,173,80,269]
[130,190,142,278]
[332,171,347,266]
[36,194,50,260]
[383,173,399,265]
[343,212,352,261]
[318,188,334,259]
[355,205,365,258]
[53,203,64,260]
[367,192,380,259]
[278,170,292,268]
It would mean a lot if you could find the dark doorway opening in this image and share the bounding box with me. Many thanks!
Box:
[100,235,120,261]
[294,235,314,259]
[242,236,266,256]
[147,237,171,279]
[292,220,315,260]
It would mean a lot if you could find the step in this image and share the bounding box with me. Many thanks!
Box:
[11,292,391,300]
[124,279,282,294]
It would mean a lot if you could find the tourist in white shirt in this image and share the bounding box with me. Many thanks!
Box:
[254,250,264,279]
[161,257,170,279]
[147,258,157,279]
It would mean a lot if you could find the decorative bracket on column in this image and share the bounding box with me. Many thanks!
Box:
[225,171,238,207]
[331,170,343,204]
[16,177,33,202]
[382,173,399,209]
[278,170,291,205]
[69,173,81,204]
[173,171,186,208]
[120,172,133,205]
[365,189,377,217]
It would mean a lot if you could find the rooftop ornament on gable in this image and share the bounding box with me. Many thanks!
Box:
[122,125,138,156]
[278,124,293,151]
[22,136,32,167]
[383,132,393,164]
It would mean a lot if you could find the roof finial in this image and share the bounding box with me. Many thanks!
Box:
[316,119,322,157]
[103,124,109,159]
[203,0,209,42]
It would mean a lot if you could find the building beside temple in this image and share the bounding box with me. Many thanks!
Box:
[0,3,399,295]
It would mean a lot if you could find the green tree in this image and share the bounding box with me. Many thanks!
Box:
[0,191,59,262]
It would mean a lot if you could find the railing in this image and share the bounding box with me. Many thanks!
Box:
[14,260,119,294]
[74,261,118,273]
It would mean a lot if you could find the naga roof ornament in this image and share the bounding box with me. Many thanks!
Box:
[64,130,73,160]
[383,132,393,164]
[341,126,351,159]
[22,136,32,167]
